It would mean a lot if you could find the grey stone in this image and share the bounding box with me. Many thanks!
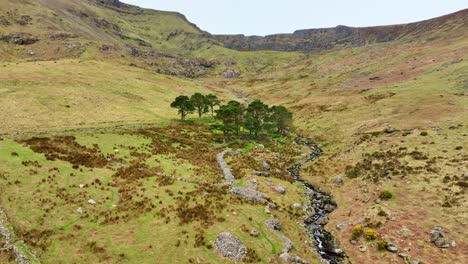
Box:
[334,177,343,184]
[359,245,367,252]
[215,232,247,261]
[253,171,270,177]
[274,186,286,194]
[387,245,398,253]
[324,204,336,212]
[336,222,348,230]
[231,187,266,203]
[292,203,302,209]
[249,230,260,237]
[87,199,97,205]
[375,198,381,204]
[262,160,271,170]
[430,226,450,248]
[223,69,241,79]
[315,215,329,226]
[265,218,281,231]
[217,149,235,186]
[76,207,83,214]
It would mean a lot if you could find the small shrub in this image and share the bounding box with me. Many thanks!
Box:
[351,225,363,240]
[365,229,378,240]
[377,208,387,216]
[379,190,393,200]
[420,131,428,136]
[377,240,388,250]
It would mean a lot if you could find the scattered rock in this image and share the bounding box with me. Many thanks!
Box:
[76,207,83,214]
[292,203,302,209]
[0,32,38,45]
[336,222,348,231]
[265,218,281,231]
[223,69,241,79]
[262,160,271,170]
[253,170,269,177]
[386,243,398,253]
[279,252,292,263]
[215,232,247,261]
[79,184,85,188]
[231,187,266,203]
[87,199,97,205]
[430,226,450,248]
[358,245,367,252]
[324,204,336,212]
[350,240,357,245]
[273,186,286,194]
[334,177,343,184]
[385,127,396,133]
[249,230,260,237]
[315,215,329,226]
[265,206,271,214]
[48,33,78,40]
[375,198,381,204]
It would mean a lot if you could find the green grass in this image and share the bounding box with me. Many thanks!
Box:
[0,125,320,263]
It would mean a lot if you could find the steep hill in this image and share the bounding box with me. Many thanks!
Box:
[213,9,468,52]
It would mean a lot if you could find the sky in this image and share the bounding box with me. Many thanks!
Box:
[123,0,468,36]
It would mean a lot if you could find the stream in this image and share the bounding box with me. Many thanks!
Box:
[287,136,346,264]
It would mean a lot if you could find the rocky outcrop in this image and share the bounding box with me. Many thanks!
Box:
[0,33,38,45]
[212,9,468,52]
[0,208,36,264]
[215,232,247,261]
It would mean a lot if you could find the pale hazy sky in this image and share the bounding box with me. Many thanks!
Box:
[123,0,468,36]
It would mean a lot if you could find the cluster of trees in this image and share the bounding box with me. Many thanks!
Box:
[170,93,220,120]
[171,94,293,139]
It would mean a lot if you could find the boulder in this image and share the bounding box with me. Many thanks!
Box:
[253,171,270,177]
[386,243,398,253]
[292,203,302,209]
[324,204,336,212]
[430,226,450,248]
[249,230,260,237]
[336,222,348,231]
[262,160,271,170]
[334,177,343,184]
[0,33,38,45]
[223,69,241,79]
[215,232,247,261]
[265,218,282,231]
[273,186,286,194]
[315,215,329,226]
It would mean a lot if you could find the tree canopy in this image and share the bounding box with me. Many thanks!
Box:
[170,94,293,139]
[170,95,195,121]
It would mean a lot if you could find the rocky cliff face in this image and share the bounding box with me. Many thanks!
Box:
[212,9,468,52]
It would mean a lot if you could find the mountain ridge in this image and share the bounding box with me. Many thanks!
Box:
[212,8,468,51]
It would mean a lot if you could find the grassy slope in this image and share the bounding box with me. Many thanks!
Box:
[0,125,318,263]
[0,59,236,134]
[217,18,468,264]
[0,1,467,263]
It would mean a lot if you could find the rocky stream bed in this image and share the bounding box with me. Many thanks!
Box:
[287,136,346,264]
